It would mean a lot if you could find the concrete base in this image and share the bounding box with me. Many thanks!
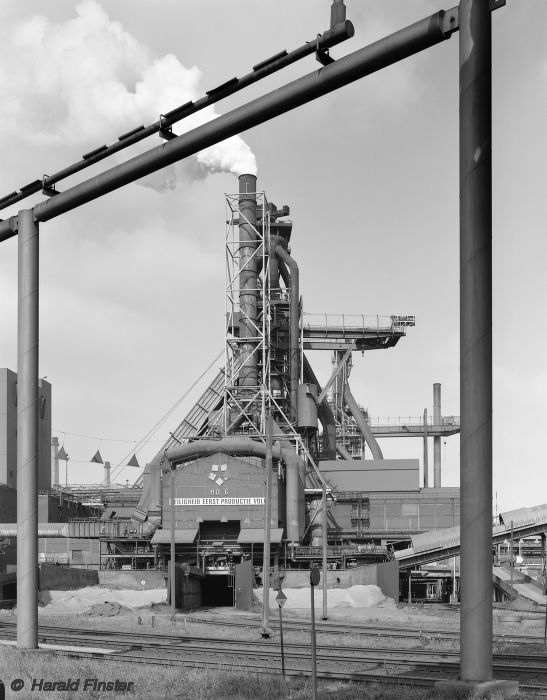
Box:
[435,680,519,698]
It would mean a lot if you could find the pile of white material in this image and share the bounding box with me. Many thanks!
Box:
[255,584,391,609]
[38,587,167,615]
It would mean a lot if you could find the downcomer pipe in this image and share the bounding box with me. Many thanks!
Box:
[343,383,383,460]
[302,354,337,460]
[0,8,452,240]
[459,0,493,683]
[17,209,39,650]
[275,245,299,423]
[238,174,259,389]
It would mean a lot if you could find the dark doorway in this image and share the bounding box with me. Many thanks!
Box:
[201,575,233,607]
[199,520,240,541]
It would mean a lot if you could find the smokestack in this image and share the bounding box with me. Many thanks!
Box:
[238,174,258,389]
[51,436,59,486]
[433,383,441,487]
[104,461,111,486]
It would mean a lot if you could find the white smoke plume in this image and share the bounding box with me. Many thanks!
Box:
[0,1,256,187]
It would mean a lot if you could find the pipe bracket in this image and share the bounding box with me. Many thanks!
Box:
[442,0,506,37]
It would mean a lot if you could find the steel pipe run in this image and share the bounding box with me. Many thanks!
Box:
[433,383,442,487]
[343,383,383,460]
[275,245,299,423]
[0,16,354,214]
[238,174,259,388]
[459,0,493,683]
[0,8,453,241]
[17,210,39,649]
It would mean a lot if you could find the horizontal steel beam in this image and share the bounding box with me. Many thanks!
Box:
[0,8,453,241]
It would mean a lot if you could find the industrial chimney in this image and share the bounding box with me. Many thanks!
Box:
[238,174,258,389]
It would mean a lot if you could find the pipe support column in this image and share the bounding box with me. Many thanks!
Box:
[459,0,492,682]
[17,209,39,649]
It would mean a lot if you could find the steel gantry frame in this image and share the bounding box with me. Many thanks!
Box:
[3,0,510,690]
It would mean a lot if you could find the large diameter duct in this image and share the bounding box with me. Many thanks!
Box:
[275,245,299,423]
[272,418,303,544]
[238,174,258,388]
[343,383,383,460]
[433,383,441,487]
[302,354,336,460]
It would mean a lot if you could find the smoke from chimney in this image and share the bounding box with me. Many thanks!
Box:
[0,1,256,190]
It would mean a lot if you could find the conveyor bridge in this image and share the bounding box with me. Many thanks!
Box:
[395,504,547,570]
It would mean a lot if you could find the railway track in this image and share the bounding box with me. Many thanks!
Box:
[186,612,547,645]
[1,619,547,692]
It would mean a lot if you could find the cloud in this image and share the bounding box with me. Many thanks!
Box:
[0,0,256,187]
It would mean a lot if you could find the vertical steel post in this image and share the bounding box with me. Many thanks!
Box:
[423,408,429,488]
[510,520,514,596]
[310,579,317,700]
[262,412,272,636]
[170,469,176,621]
[322,482,328,620]
[17,209,39,649]
[459,0,492,682]
[278,604,286,677]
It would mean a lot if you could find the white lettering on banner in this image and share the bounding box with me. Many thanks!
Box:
[174,497,265,506]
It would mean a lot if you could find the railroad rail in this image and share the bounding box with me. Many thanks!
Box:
[1,620,547,691]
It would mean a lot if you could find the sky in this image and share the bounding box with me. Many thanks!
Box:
[0,1,545,513]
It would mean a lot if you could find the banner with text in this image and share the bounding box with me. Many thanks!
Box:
[174,497,265,506]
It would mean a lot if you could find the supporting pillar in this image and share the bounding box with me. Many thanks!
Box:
[433,383,441,487]
[261,413,273,637]
[321,482,328,620]
[17,209,39,649]
[459,0,493,683]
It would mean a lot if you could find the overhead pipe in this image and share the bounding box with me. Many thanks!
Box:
[0,524,73,538]
[238,174,259,389]
[274,245,299,423]
[0,15,354,213]
[167,439,281,466]
[302,354,337,460]
[0,7,454,241]
[343,383,383,460]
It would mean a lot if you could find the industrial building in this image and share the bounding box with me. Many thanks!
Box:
[0,176,462,605]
